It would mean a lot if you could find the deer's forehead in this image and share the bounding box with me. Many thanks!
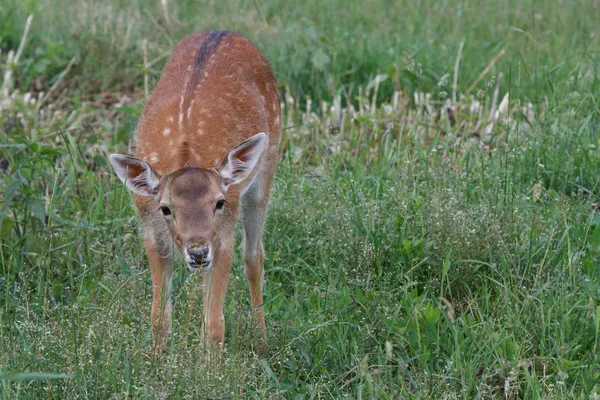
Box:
[162,168,220,201]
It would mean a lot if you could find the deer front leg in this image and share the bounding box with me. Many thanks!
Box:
[145,236,173,354]
[242,176,272,347]
[244,243,266,345]
[202,246,233,349]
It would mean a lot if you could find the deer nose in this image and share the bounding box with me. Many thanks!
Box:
[186,243,210,265]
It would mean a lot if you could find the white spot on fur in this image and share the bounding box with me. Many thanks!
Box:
[150,152,159,163]
[162,128,171,136]
[197,128,205,136]
[179,94,185,124]
[179,69,193,130]
[167,116,174,123]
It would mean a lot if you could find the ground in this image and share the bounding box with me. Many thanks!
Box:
[1,0,600,398]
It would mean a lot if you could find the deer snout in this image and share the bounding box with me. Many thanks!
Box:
[184,240,212,271]
[188,245,209,262]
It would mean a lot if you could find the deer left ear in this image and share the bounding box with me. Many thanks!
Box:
[215,132,267,190]
[109,154,162,198]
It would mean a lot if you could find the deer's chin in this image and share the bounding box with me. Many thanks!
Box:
[186,260,212,273]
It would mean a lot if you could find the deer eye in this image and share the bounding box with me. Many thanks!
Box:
[215,199,225,210]
[159,205,171,216]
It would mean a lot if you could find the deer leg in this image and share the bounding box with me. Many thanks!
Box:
[145,236,173,355]
[242,177,272,345]
[202,245,233,348]
[201,199,238,350]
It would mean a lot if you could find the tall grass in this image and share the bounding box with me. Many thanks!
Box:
[1,0,600,398]
[1,0,598,103]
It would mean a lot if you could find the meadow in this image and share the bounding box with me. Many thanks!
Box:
[1,0,599,398]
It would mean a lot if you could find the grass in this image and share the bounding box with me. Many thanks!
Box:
[1,0,600,398]
[1,0,598,103]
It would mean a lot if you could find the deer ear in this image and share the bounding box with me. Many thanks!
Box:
[216,132,267,189]
[109,154,161,198]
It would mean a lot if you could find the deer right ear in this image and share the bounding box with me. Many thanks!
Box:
[109,154,161,198]
[216,132,267,190]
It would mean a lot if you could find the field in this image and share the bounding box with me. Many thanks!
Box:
[1,0,600,398]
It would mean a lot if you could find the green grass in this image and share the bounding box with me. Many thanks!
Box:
[1,0,600,398]
[1,0,598,103]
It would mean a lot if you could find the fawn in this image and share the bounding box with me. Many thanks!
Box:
[109,31,280,352]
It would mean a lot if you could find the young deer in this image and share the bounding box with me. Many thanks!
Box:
[109,31,280,352]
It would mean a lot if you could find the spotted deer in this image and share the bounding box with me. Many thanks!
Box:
[109,31,280,352]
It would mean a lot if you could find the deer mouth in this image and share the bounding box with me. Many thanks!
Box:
[186,258,212,272]
[183,243,213,272]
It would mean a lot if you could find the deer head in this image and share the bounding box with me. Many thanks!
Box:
[109,133,266,271]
